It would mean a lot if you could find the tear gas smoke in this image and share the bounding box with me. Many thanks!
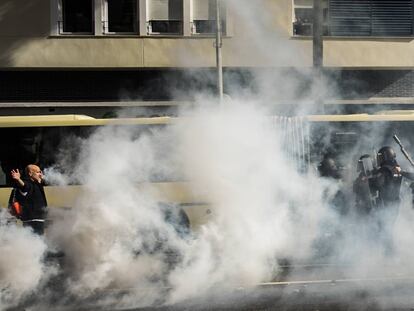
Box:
[167,102,327,303]
[42,102,331,309]
[3,1,414,310]
[5,103,414,309]
[0,209,51,310]
[43,167,69,186]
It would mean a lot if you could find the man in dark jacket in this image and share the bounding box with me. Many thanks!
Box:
[10,164,48,235]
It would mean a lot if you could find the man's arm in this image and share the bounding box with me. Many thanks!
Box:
[10,169,25,188]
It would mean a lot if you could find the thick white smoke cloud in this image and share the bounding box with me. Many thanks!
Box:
[44,125,189,308]
[0,209,51,310]
[4,1,414,310]
[5,102,414,309]
[4,99,325,309]
[4,109,414,310]
[167,101,328,302]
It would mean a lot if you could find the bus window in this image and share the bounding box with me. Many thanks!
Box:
[0,122,178,187]
[0,128,42,186]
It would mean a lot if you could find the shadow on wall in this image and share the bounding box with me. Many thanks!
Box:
[0,69,219,102]
[0,0,50,67]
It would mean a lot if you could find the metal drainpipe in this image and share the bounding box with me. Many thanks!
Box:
[215,0,224,103]
[313,0,323,68]
[313,0,324,112]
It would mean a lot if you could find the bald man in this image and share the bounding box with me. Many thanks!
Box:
[10,164,48,235]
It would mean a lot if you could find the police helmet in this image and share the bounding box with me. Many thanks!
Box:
[377,146,397,166]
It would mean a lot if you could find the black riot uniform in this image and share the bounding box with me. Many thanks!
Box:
[373,146,402,207]
[370,146,403,254]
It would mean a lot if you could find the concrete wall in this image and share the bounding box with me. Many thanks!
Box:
[0,0,413,68]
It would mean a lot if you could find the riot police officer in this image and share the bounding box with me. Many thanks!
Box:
[374,146,402,207]
[370,146,403,255]
[368,146,414,207]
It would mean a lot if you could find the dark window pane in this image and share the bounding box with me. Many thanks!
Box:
[193,19,226,34]
[296,8,314,24]
[62,0,93,33]
[293,6,328,36]
[108,0,137,33]
[294,8,313,36]
[150,20,182,34]
[193,20,215,33]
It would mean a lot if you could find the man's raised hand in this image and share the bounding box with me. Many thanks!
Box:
[10,169,21,180]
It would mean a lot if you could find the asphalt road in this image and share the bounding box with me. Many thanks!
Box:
[14,263,413,311]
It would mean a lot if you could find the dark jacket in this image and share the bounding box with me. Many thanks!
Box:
[372,164,402,206]
[16,178,48,221]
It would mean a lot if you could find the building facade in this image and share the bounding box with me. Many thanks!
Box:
[1,0,414,113]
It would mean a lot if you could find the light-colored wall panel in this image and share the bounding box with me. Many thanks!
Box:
[223,37,312,67]
[143,38,215,67]
[0,38,145,67]
[324,40,414,67]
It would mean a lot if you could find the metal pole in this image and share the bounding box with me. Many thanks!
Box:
[313,0,324,112]
[312,0,323,68]
[215,0,224,103]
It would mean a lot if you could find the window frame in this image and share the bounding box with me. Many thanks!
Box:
[147,19,184,35]
[292,0,414,38]
[51,0,231,37]
[57,0,95,35]
[102,0,139,35]
[292,0,328,37]
[329,0,414,37]
[190,0,227,36]
[146,0,184,35]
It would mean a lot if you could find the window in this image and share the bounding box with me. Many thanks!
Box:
[60,0,94,34]
[292,0,328,36]
[52,0,231,37]
[103,0,138,34]
[293,6,313,36]
[147,0,183,35]
[293,0,414,37]
[329,0,413,36]
[191,0,226,35]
